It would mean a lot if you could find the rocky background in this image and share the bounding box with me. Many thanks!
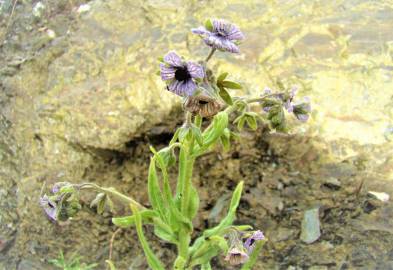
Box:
[1,0,393,269]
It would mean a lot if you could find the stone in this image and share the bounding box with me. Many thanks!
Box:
[300,208,321,244]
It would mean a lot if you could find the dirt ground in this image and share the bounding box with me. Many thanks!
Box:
[1,1,393,270]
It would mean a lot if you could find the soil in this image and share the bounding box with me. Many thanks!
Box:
[1,1,393,270]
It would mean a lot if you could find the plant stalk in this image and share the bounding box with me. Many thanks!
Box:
[205,48,216,63]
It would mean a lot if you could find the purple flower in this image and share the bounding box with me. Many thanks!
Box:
[192,19,244,53]
[160,51,204,97]
[224,247,249,265]
[261,86,298,113]
[244,230,265,253]
[293,97,311,122]
[283,87,297,113]
[52,182,71,193]
[40,195,58,221]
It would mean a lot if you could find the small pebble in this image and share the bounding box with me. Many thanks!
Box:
[77,4,91,13]
[368,191,389,202]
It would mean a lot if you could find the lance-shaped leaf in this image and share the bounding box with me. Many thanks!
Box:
[148,157,168,223]
[186,185,200,220]
[189,236,228,267]
[221,81,242,89]
[191,124,203,146]
[105,260,117,270]
[245,114,257,131]
[154,223,178,244]
[131,205,165,270]
[217,72,228,83]
[155,146,176,168]
[150,146,175,204]
[268,105,287,132]
[174,257,186,269]
[178,125,192,142]
[220,128,231,152]
[201,263,212,270]
[205,19,213,31]
[203,181,244,238]
[112,210,157,228]
[193,111,229,156]
[90,192,106,215]
[234,114,246,131]
[170,127,181,145]
[219,86,233,105]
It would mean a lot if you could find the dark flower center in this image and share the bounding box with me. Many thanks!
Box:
[198,100,209,105]
[175,67,191,82]
[216,30,227,37]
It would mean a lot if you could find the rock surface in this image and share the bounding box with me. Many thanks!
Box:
[1,0,393,269]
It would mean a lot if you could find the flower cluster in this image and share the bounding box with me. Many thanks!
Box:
[260,87,311,131]
[159,19,245,118]
[225,230,265,265]
[40,182,81,222]
[262,87,311,121]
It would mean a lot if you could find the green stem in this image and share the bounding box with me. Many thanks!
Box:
[205,48,216,63]
[245,93,275,103]
[194,115,202,129]
[181,158,195,214]
[79,183,144,210]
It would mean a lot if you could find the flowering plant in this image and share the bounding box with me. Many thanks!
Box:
[40,19,310,269]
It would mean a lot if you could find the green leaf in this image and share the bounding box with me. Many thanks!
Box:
[229,181,243,212]
[203,181,244,238]
[147,158,168,222]
[112,210,157,228]
[205,19,213,31]
[90,193,106,214]
[178,126,192,142]
[176,146,187,201]
[217,72,228,83]
[193,111,229,156]
[174,256,186,270]
[240,239,267,270]
[245,115,258,130]
[201,263,212,270]
[186,185,200,220]
[220,134,230,152]
[59,185,75,194]
[208,235,229,253]
[190,245,221,267]
[157,56,164,62]
[191,125,203,147]
[105,260,117,270]
[154,224,177,244]
[235,115,246,131]
[233,225,254,231]
[219,87,233,105]
[106,195,115,213]
[170,128,180,145]
[221,81,242,89]
[194,114,203,128]
[189,236,228,267]
[156,146,176,168]
[131,205,165,270]
[220,128,231,152]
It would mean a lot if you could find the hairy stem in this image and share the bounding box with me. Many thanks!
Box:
[205,48,216,63]
[79,183,144,210]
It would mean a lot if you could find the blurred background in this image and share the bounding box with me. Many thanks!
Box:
[0,0,392,269]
